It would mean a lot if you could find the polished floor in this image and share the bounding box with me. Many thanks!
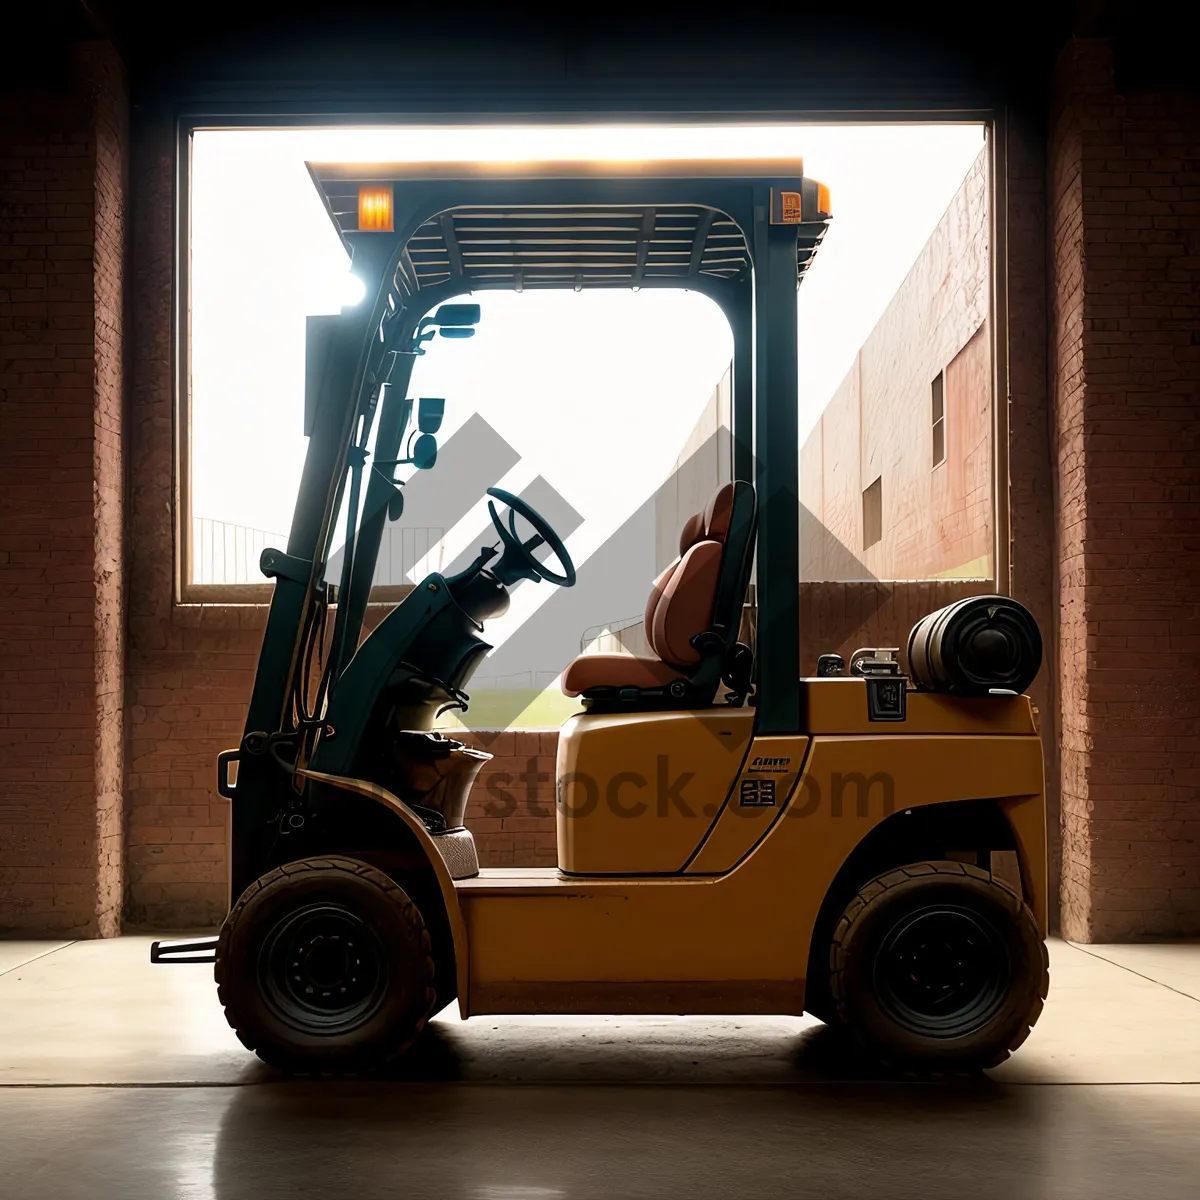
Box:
[2,937,1199,1198]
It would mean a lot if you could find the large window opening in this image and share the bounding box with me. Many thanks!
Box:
[186,121,993,723]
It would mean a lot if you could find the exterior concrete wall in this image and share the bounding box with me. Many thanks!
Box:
[653,367,732,574]
[0,43,128,936]
[801,149,992,583]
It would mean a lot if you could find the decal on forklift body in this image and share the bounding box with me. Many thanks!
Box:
[748,756,791,773]
[771,189,803,224]
[740,778,777,807]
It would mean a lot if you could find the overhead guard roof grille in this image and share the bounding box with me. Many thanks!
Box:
[307,160,831,292]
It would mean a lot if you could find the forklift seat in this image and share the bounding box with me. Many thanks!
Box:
[561,482,756,704]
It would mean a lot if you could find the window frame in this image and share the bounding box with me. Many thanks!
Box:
[862,475,883,551]
[172,109,1009,605]
[931,367,946,469]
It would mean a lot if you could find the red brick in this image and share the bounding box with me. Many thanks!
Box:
[0,44,128,938]
[1050,38,1200,941]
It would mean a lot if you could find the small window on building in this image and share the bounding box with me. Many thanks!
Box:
[862,476,882,550]
[931,370,946,468]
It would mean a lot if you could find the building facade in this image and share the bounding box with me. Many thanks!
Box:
[801,149,993,583]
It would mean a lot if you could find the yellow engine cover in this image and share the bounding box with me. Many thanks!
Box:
[555,708,754,874]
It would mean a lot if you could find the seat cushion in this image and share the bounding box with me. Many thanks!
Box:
[643,513,706,644]
[643,560,678,649]
[679,512,705,555]
[704,482,735,542]
[650,539,722,667]
[561,653,685,698]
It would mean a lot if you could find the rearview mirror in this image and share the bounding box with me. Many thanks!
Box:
[439,327,474,340]
[417,397,444,434]
[413,433,438,470]
[433,303,481,327]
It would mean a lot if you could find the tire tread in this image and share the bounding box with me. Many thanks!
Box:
[214,856,437,1077]
[828,859,1049,1073]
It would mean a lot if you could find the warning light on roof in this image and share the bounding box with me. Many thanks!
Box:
[817,182,832,219]
[357,186,394,232]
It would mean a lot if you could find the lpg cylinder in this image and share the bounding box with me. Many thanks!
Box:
[907,595,1042,696]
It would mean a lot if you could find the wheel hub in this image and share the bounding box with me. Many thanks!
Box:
[259,903,389,1035]
[873,904,1011,1037]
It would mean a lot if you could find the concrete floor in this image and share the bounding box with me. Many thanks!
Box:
[1,937,1199,1198]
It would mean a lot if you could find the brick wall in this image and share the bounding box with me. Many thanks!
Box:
[6,33,1190,941]
[0,70,96,934]
[1050,39,1200,939]
[798,580,990,672]
[461,730,560,867]
[0,44,128,936]
[89,44,129,939]
[1006,112,1060,928]
[123,108,261,928]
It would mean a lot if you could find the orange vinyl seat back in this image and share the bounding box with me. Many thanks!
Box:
[561,482,756,704]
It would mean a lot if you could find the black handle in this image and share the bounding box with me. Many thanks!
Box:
[216,749,240,799]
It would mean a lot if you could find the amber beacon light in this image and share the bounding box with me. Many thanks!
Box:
[357,185,394,232]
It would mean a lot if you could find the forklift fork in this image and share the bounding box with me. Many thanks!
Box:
[149,936,218,964]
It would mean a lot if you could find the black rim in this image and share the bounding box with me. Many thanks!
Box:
[258,902,389,1036]
[872,904,1011,1037]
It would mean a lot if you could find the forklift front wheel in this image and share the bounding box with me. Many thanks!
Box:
[829,860,1048,1073]
[215,857,436,1075]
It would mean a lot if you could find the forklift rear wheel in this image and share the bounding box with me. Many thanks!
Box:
[830,861,1047,1073]
[215,856,436,1075]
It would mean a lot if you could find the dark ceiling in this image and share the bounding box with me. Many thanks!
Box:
[4,1,1195,111]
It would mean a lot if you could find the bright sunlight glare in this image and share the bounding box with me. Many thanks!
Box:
[190,123,986,565]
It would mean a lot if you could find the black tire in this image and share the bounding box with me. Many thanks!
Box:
[829,860,1048,1072]
[215,856,436,1075]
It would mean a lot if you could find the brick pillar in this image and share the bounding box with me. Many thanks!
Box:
[1049,39,1200,939]
[1006,112,1060,928]
[0,43,129,936]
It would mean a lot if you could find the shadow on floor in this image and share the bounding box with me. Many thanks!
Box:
[365,1014,893,1085]
[199,1078,1197,1200]
[5,1027,1199,1199]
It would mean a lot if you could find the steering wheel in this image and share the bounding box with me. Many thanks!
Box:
[485,487,576,588]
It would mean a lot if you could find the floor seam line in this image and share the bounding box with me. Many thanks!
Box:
[0,942,76,980]
[1066,941,1200,1005]
[1,1079,1199,1090]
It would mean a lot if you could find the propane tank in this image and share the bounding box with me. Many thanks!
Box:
[907,595,1042,696]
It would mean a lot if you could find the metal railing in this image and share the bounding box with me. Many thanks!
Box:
[372,524,446,585]
[193,518,448,588]
[192,518,289,585]
[469,670,563,691]
[578,615,645,654]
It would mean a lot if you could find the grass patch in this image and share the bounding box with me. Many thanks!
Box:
[436,687,582,731]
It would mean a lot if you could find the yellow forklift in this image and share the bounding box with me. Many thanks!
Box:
[153,158,1048,1075]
